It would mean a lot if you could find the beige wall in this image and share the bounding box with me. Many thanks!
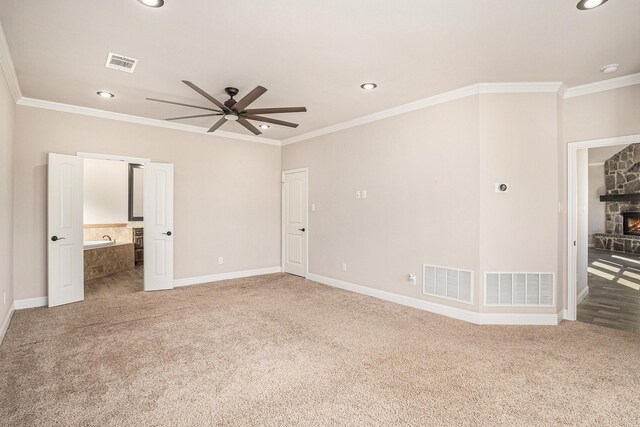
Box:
[564,85,640,143]
[283,93,561,314]
[13,106,281,300]
[284,96,481,309]
[83,158,129,225]
[0,59,14,324]
[478,93,560,313]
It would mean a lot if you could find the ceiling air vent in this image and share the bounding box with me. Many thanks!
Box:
[105,53,138,73]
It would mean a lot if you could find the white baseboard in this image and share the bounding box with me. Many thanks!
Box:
[0,302,15,346]
[577,286,589,305]
[15,297,48,309]
[558,309,568,322]
[307,273,560,326]
[174,266,282,288]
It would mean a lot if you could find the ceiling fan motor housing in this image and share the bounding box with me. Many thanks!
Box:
[224,87,239,109]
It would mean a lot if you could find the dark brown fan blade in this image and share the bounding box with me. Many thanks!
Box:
[232,86,267,112]
[207,117,227,133]
[166,113,223,121]
[237,117,262,135]
[244,114,299,128]
[242,107,307,115]
[182,81,228,111]
[146,98,221,112]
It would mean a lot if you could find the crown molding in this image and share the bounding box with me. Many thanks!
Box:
[0,19,22,102]
[282,82,563,145]
[16,97,281,146]
[563,72,640,99]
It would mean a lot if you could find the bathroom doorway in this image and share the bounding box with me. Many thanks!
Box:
[47,152,174,307]
[82,158,144,300]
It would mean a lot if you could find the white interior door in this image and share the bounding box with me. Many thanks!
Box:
[48,153,84,307]
[144,162,174,291]
[282,169,308,277]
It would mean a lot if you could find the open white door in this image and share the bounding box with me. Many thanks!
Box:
[282,169,308,277]
[144,162,174,291]
[48,153,84,307]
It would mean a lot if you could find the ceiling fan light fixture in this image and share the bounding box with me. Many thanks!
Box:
[576,0,607,10]
[97,91,115,98]
[360,83,377,90]
[224,113,239,121]
[137,0,165,8]
[600,64,619,74]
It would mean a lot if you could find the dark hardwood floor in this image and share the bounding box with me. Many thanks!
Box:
[84,265,144,300]
[578,249,640,333]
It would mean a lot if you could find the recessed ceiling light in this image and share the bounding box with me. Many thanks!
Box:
[600,64,619,74]
[137,0,164,8]
[576,0,608,10]
[259,124,270,129]
[360,83,377,90]
[97,91,115,98]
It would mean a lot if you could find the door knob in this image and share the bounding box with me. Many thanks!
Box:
[163,231,172,236]
[298,228,306,232]
[51,236,66,242]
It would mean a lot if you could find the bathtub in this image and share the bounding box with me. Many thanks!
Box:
[83,240,116,249]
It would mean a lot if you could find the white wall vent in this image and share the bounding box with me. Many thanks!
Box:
[484,272,554,307]
[423,264,473,305]
[105,53,138,73]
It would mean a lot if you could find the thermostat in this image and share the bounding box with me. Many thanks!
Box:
[495,183,509,193]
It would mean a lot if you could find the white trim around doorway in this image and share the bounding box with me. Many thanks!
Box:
[567,134,640,321]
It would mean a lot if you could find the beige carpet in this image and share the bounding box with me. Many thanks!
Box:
[1,273,639,426]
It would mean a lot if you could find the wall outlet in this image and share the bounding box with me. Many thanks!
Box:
[408,274,416,286]
[218,257,224,265]
[311,203,316,212]
[362,190,367,199]
[355,191,361,199]
[341,262,347,272]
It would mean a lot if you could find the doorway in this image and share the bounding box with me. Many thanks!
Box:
[282,168,308,277]
[82,158,144,300]
[47,152,175,307]
[569,134,640,332]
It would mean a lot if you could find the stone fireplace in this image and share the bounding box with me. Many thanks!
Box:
[594,143,640,254]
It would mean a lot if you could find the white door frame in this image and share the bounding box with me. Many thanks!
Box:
[282,168,309,278]
[567,134,640,321]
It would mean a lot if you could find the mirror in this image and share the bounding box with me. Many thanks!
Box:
[128,163,144,221]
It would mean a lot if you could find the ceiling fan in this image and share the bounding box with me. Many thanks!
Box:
[147,81,307,135]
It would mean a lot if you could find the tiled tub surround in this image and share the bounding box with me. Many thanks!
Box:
[595,143,640,254]
[83,225,133,244]
[84,242,135,281]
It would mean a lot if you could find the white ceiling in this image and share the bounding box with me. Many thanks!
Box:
[1,0,639,141]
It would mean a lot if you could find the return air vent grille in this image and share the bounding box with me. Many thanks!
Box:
[105,53,138,73]
[484,272,554,307]
[423,264,473,305]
